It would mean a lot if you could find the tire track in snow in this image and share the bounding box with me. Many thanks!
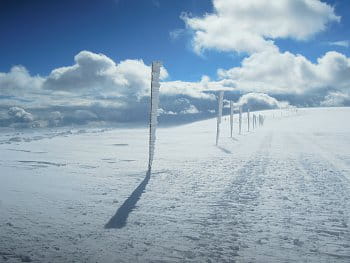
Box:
[297,154,350,262]
[193,132,273,262]
[299,133,350,183]
[290,134,350,262]
[193,130,350,263]
[223,132,350,262]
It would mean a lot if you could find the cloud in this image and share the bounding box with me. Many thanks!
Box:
[1,48,349,129]
[0,51,220,127]
[180,104,200,114]
[218,50,350,94]
[47,111,63,127]
[158,108,177,115]
[161,80,215,99]
[3,106,40,128]
[169,29,186,40]
[182,0,340,54]
[320,91,350,107]
[233,93,289,110]
[161,75,235,100]
[8,107,34,122]
[328,40,349,48]
[0,66,43,96]
[43,51,168,100]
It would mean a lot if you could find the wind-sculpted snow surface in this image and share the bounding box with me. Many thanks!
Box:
[0,107,350,262]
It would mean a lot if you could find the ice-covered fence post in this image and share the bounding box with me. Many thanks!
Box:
[258,114,261,126]
[148,61,161,171]
[239,106,242,135]
[255,114,257,128]
[230,101,234,138]
[247,108,250,132]
[216,91,224,146]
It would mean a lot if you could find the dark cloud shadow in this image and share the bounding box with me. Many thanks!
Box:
[105,169,151,229]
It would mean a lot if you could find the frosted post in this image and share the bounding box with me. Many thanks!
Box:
[216,91,224,146]
[247,108,250,132]
[239,106,242,135]
[148,61,161,171]
[255,114,257,128]
[230,101,234,138]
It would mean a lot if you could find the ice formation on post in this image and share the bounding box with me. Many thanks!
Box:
[258,114,264,127]
[247,108,250,132]
[148,61,161,171]
[239,106,242,135]
[230,101,234,138]
[216,91,224,146]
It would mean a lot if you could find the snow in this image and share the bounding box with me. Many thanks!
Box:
[0,107,350,262]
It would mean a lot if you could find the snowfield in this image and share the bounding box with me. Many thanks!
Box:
[0,107,350,262]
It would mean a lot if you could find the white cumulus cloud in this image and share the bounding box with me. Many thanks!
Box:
[0,66,43,96]
[43,51,168,99]
[234,93,289,109]
[218,50,350,94]
[183,0,340,54]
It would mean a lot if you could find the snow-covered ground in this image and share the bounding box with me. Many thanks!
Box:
[0,107,349,262]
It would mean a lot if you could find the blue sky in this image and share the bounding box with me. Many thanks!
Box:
[0,0,350,128]
[1,0,347,81]
[1,0,216,81]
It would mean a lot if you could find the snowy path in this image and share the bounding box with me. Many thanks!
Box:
[0,108,350,262]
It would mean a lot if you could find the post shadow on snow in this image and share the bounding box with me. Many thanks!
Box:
[217,146,232,154]
[105,169,151,229]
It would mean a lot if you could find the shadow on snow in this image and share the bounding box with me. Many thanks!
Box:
[105,169,151,229]
[217,146,232,154]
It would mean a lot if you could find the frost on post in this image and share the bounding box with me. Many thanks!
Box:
[216,91,224,146]
[247,108,250,132]
[230,101,234,138]
[148,61,161,171]
[239,106,242,135]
